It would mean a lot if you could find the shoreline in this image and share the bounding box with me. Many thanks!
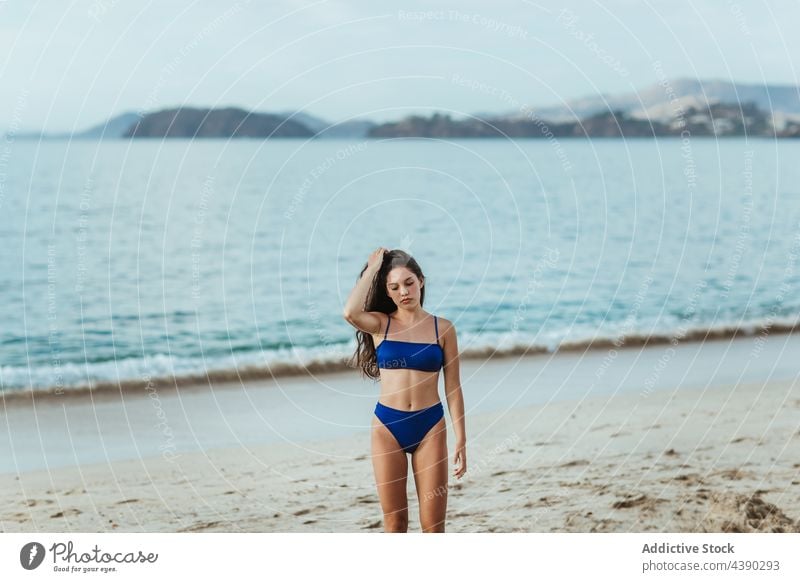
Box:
[3,319,798,406]
[3,331,800,475]
[2,331,800,531]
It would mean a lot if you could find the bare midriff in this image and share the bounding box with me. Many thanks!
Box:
[377,369,441,410]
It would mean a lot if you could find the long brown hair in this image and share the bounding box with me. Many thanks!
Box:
[348,249,427,380]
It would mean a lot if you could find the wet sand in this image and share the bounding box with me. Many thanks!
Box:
[2,333,799,532]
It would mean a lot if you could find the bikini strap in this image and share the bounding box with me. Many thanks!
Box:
[434,315,440,345]
[384,314,391,339]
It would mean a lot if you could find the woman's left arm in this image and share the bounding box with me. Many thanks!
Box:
[441,319,467,478]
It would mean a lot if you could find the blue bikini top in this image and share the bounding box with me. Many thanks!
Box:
[376,314,444,372]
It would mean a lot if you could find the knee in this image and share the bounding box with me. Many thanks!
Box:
[383,513,409,533]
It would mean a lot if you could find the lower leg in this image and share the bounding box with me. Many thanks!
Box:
[422,520,445,533]
[383,507,409,532]
[419,493,447,532]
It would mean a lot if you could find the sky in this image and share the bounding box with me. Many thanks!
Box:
[1,0,799,133]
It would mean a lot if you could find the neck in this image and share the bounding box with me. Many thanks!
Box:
[393,306,425,325]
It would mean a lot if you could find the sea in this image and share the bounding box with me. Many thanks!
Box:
[2,136,799,394]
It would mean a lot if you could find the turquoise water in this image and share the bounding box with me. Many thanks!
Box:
[1,137,799,392]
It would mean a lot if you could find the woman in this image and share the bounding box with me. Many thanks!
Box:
[343,247,467,533]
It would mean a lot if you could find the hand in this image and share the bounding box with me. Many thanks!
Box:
[452,441,467,479]
[367,247,388,271]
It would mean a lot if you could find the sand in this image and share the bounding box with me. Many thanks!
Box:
[2,335,799,533]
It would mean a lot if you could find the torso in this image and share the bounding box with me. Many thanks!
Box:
[373,312,443,411]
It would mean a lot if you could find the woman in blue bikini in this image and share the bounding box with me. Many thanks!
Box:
[343,247,467,533]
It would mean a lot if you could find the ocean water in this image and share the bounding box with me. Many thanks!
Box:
[1,137,799,393]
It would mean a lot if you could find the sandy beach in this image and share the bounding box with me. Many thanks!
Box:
[2,333,799,533]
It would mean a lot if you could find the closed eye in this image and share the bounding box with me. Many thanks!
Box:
[390,279,414,290]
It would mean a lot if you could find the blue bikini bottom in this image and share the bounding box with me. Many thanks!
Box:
[374,401,444,454]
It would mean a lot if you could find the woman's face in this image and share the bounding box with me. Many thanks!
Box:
[386,267,423,308]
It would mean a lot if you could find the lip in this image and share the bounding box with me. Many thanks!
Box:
[401,298,410,303]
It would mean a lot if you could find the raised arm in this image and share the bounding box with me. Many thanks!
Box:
[343,247,388,335]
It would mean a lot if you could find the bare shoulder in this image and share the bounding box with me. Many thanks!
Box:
[435,315,454,329]
[435,316,457,339]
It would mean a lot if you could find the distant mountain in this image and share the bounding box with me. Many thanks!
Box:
[10,78,800,140]
[368,101,799,138]
[277,111,376,138]
[75,112,141,138]
[126,107,313,138]
[14,108,372,140]
[13,112,141,140]
[368,78,800,138]
[277,111,330,133]
[502,78,800,128]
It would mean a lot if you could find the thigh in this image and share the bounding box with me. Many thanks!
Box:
[371,415,409,517]
[411,417,448,532]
